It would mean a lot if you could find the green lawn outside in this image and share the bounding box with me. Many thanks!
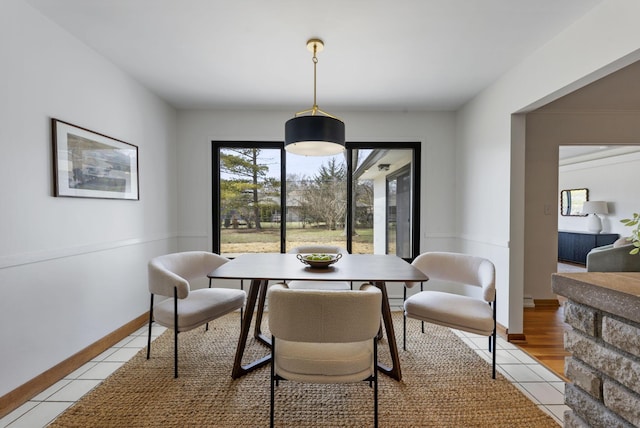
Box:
[220,224,374,254]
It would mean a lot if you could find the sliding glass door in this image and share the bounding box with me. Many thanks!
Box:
[350,145,419,259]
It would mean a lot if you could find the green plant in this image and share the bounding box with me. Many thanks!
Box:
[620,213,640,255]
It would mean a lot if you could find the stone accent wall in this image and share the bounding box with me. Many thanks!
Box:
[563,300,640,427]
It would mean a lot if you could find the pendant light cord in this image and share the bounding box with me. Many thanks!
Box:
[312,43,318,115]
[293,39,340,121]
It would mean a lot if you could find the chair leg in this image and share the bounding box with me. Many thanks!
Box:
[403,316,406,351]
[174,329,179,378]
[420,283,425,334]
[206,278,212,331]
[174,288,179,378]
[240,279,244,326]
[373,338,379,428]
[491,330,496,379]
[403,287,407,351]
[491,299,497,379]
[146,294,154,359]
[270,336,276,428]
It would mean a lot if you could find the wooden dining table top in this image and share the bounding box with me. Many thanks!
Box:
[209,253,428,283]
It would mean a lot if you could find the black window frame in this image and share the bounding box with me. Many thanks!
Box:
[212,140,421,261]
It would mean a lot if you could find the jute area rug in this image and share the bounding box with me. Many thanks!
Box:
[50,312,557,427]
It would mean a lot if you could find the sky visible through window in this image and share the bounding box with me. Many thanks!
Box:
[220,148,372,180]
[264,149,371,178]
[283,152,345,178]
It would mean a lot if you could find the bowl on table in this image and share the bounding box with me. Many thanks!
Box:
[296,253,342,268]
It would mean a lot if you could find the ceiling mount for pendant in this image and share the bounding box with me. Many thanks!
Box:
[306,38,324,54]
[284,38,345,157]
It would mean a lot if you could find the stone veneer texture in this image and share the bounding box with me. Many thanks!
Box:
[562,300,640,427]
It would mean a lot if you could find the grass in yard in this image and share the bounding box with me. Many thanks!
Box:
[220,224,374,254]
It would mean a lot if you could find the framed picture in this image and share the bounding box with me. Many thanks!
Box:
[52,119,139,200]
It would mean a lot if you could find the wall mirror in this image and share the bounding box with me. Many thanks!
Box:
[560,188,588,216]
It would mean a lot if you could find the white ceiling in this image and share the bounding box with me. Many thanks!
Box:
[24,0,602,111]
[558,145,640,164]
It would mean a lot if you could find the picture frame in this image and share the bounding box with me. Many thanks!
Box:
[52,119,139,200]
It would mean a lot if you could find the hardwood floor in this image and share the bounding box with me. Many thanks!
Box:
[517,303,572,381]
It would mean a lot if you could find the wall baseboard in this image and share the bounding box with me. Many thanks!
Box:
[533,299,561,307]
[497,322,508,340]
[496,322,527,343]
[0,313,149,419]
[506,332,527,343]
[523,295,535,308]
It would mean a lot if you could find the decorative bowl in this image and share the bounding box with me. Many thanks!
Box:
[296,253,342,268]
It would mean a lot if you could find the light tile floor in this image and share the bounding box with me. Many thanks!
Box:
[452,329,567,425]
[1,322,567,427]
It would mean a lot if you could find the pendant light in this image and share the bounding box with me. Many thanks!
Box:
[284,39,345,156]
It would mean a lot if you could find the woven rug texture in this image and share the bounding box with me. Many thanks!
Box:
[50,312,558,427]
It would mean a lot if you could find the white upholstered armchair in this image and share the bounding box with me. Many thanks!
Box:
[147,251,246,378]
[268,283,382,427]
[403,252,497,378]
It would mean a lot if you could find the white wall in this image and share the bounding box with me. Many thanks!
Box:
[558,152,640,236]
[0,0,177,397]
[175,109,458,299]
[457,0,640,334]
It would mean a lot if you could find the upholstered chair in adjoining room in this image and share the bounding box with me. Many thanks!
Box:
[586,237,640,272]
[147,251,246,378]
[286,245,351,290]
[268,283,382,428]
[403,252,497,379]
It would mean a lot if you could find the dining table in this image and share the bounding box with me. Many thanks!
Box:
[207,253,428,381]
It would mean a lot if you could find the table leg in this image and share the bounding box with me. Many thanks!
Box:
[231,279,271,379]
[253,278,271,347]
[373,280,402,381]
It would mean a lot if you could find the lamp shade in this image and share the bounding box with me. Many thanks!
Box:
[581,201,608,215]
[284,115,345,156]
